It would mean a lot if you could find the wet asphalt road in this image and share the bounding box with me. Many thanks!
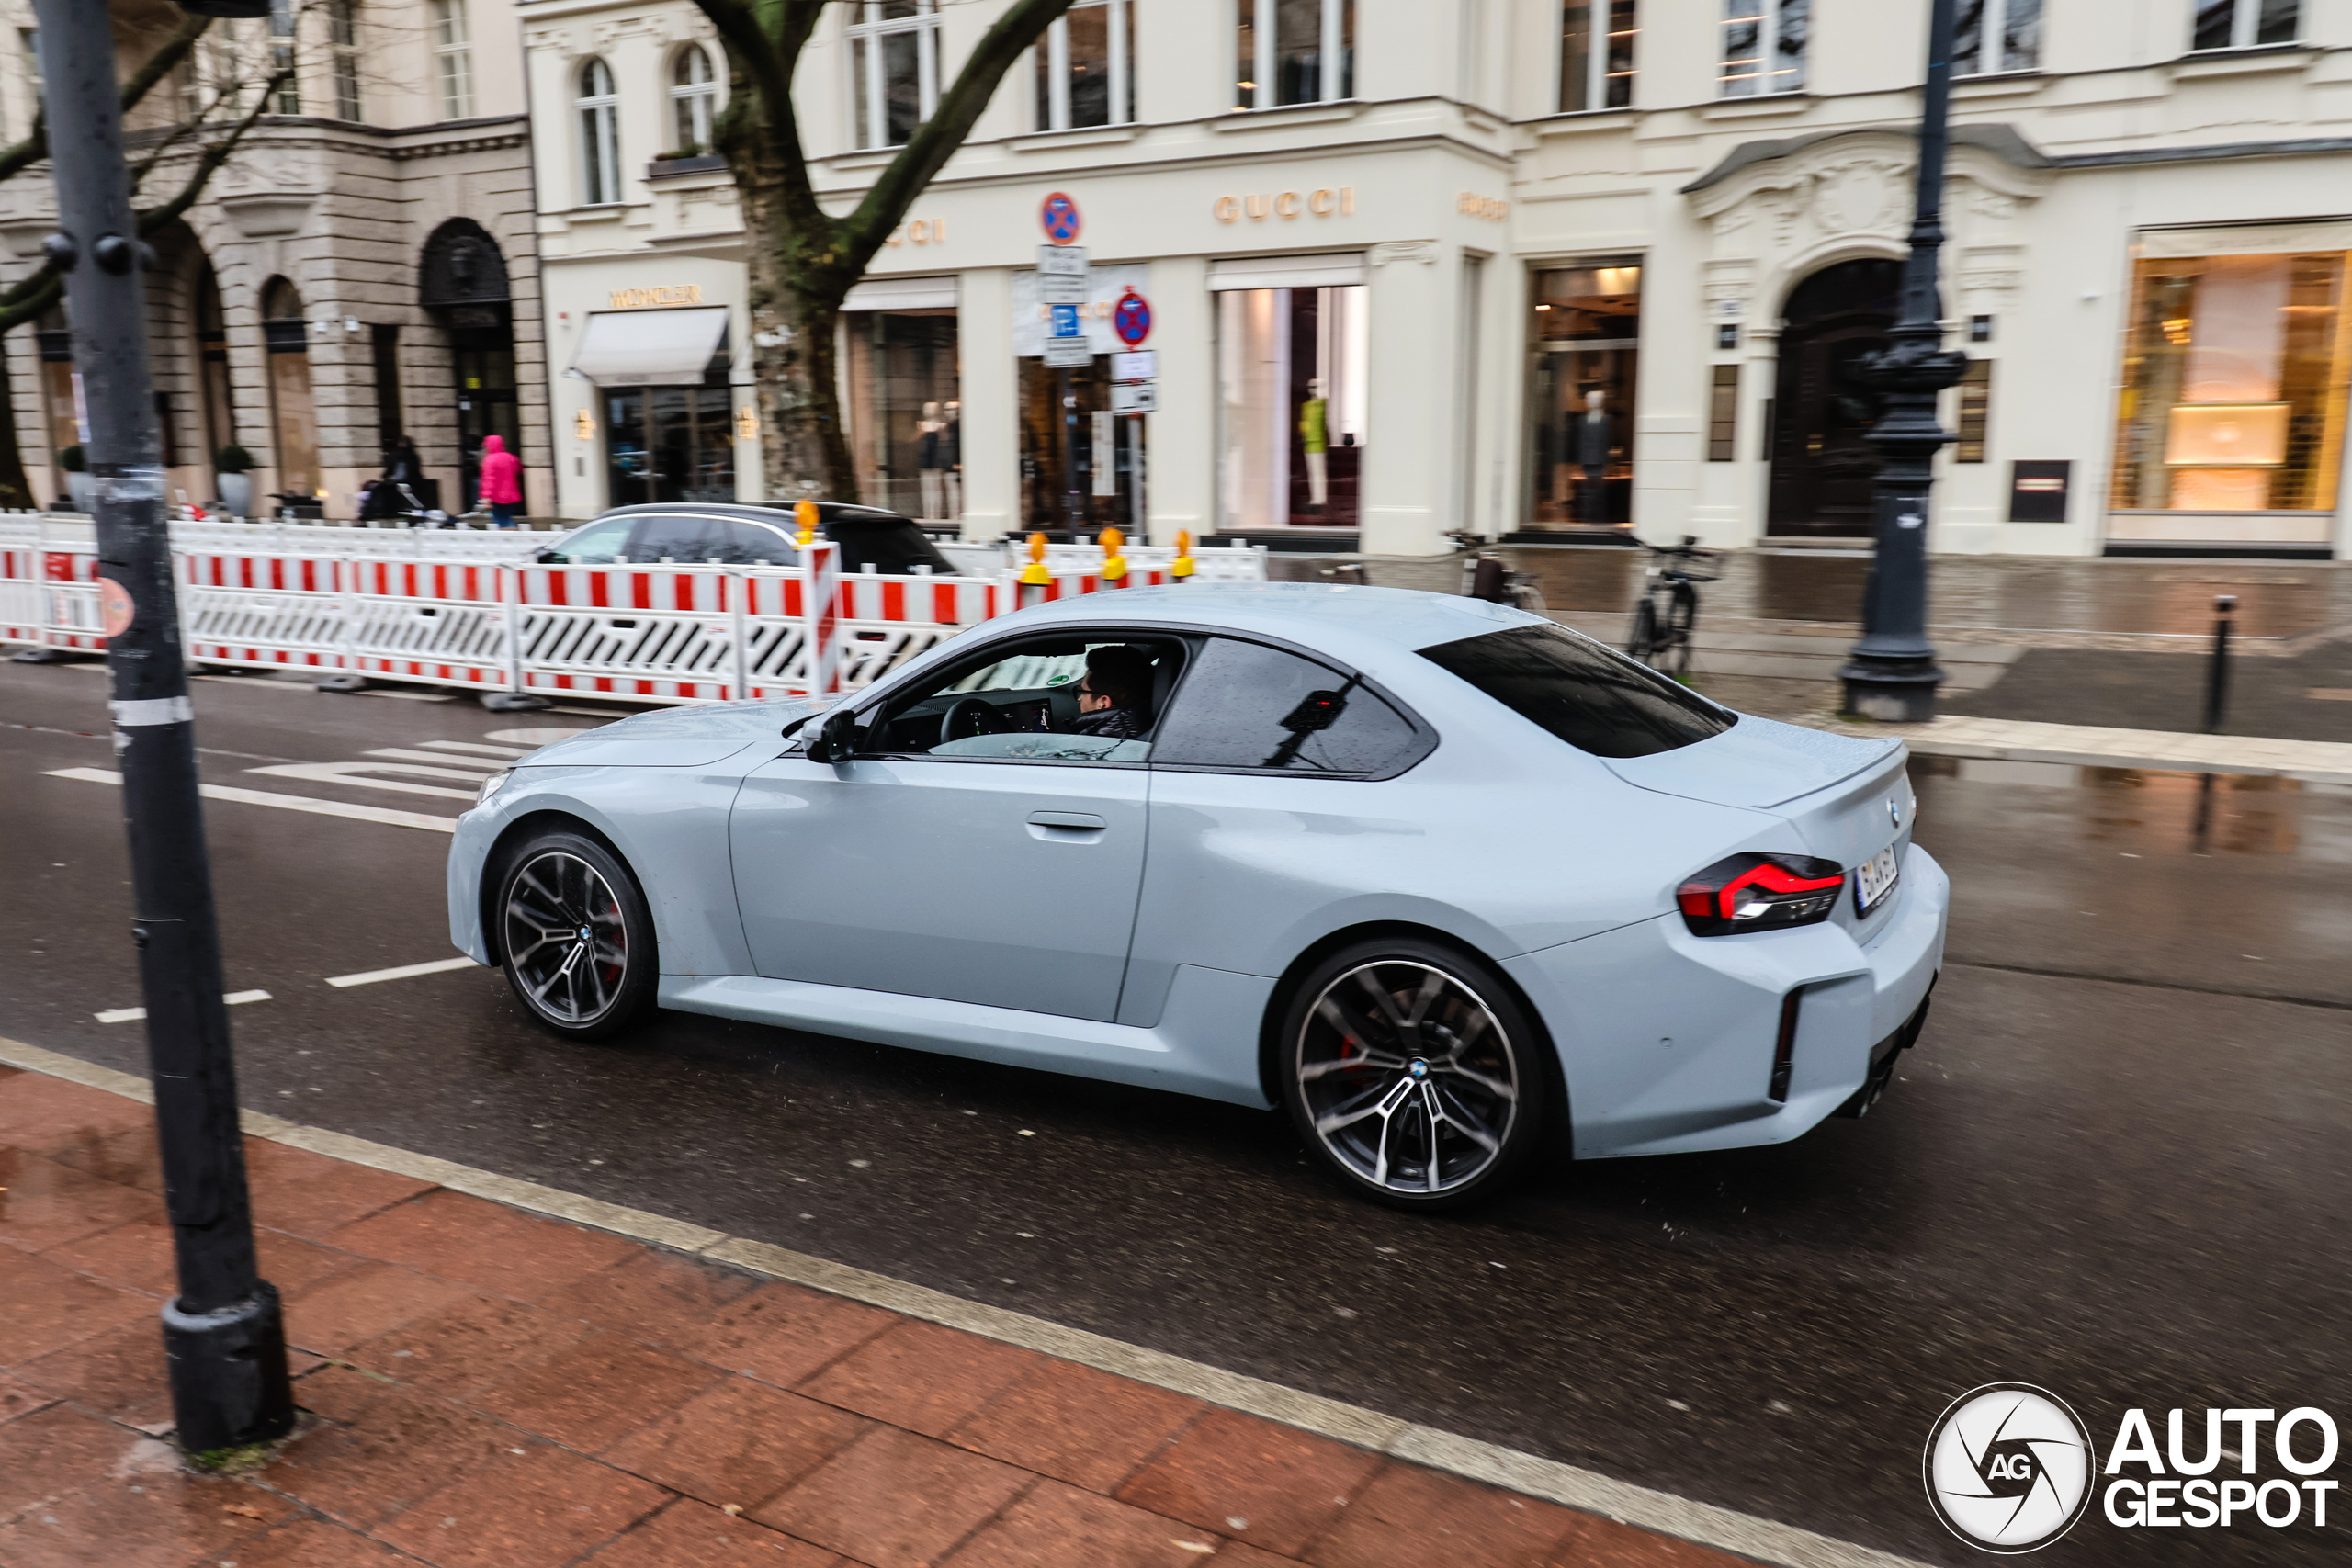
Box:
[3,660,2346,1566]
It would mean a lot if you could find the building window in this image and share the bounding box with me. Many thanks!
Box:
[1954,359,1991,461]
[261,277,321,504]
[1216,282,1368,528]
[1235,0,1355,110]
[1035,0,1134,131]
[1707,364,1738,461]
[327,1,361,120]
[578,58,620,204]
[1954,0,2040,74]
[432,0,472,120]
[849,2,940,152]
[2112,248,2349,514]
[1527,264,1639,526]
[1718,0,1805,97]
[1559,1,1634,113]
[605,387,736,506]
[2192,0,2298,51]
[269,0,300,114]
[671,45,718,152]
[845,310,961,519]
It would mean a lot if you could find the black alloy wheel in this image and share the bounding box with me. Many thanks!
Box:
[496,829,657,1042]
[1278,938,1551,1211]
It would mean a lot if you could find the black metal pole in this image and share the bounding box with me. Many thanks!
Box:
[1840,0,1967,722]
[1060,368,1084,533]
[32,0,292,1454]
[2203,593,2235,734]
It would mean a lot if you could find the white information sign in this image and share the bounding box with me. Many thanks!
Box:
[1111,350,1156,383]
[1111,380,1157,413]
[1038,244,1090,304]
[1042,336,1094,368]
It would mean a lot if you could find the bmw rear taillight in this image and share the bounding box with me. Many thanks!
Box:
[1677,852,1845,937]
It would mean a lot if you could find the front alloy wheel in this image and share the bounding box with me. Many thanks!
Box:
[1282,942,1548,1209]
[498,830,655,1041]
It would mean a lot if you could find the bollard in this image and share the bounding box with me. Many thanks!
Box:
[2203,593,2235,734]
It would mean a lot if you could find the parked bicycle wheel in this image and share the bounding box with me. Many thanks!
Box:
[1626,598,1660,665]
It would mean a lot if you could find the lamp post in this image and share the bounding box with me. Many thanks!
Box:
[1840,0,1967,722]
[34,0,293,1452]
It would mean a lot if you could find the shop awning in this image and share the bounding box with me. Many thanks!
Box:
[1208,253,1366,291]
[568,307,729,386]
[843,275,957,310]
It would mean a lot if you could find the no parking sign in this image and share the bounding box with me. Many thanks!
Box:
[1039,191,1082,243]
[1113,288,1152,347]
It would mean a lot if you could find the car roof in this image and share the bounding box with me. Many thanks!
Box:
[997,581,1542,659]
[588,502,921,530]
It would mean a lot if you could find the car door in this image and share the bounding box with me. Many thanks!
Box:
[1119,635,1435,1029]
[728,632,1164,1022]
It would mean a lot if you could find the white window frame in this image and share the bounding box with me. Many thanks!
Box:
[268,0,300,115]
[848,1,941,152]
[1037,0,1133,131]
[327,0,361,121]
[1717,0,1805,99]
[1237,0,1352,112]
[2191,0,2298,51]
[577,58,621,206]
[1954,0,2041,76]
[671,43,718,151]
[432,0,473,120]
[1558,0,1635,113]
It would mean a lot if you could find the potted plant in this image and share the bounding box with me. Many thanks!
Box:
[58,444,95,513]
[215,444,255,519]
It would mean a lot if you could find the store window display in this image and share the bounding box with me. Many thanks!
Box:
[1217,285,1366,529]
[844,307,960,518]
[1526,264,1639,528]
[2111,248,2350,517]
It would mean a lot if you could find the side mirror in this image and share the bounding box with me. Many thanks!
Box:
[806,708,864,764]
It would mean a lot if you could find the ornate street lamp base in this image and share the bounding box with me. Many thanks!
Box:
[1840,656,1945,724]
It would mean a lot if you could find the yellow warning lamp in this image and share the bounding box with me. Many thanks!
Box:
[794,498,820,547]
[1098,526,1128,582]
[1019,531,1052,585]
[1170,529,1195,579]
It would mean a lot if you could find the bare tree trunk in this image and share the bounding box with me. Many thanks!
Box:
[733,145,860,505]
[0,346,31,509]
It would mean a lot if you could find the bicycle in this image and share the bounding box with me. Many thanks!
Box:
[1624,535,1717,680]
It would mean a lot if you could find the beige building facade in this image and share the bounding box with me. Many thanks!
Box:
[522,0,2352,560]
[0,0,553,519]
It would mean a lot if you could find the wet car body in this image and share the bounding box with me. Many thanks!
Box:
[448,584,1946,1202]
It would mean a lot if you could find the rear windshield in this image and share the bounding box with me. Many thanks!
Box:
[1418,622,1735,758]
[835,518,956,575]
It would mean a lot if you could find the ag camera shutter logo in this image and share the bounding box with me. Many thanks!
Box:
[1924,1383,2094,1552]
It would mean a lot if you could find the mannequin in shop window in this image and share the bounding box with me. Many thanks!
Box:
[918,401,947,520]
[1300,378,1329,515]
[1577,387,1613,525]
[943,400,961,520]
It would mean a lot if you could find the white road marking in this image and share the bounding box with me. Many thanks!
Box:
[96,988,270,1024]
[326,956,481,988]
[45,768,459,832]
[357,690,458,702]
[485,727,603,744]
[360,748,507,773]
[244,761,480,800]
[416,740,537,758]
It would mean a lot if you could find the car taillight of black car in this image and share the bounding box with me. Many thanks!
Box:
[1676,852,1846,937]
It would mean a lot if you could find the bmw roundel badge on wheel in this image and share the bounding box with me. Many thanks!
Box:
[1924,1383,2095,1553]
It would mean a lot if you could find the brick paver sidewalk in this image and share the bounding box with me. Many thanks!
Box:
[0,1065,1745,1568]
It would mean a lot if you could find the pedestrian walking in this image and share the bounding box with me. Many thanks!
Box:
[479,434,524,528]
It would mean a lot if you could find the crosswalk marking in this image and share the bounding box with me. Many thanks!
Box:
[246,761,481,800]
[414,740,537,759]
[46,768,459,832]
[361,748,509,772]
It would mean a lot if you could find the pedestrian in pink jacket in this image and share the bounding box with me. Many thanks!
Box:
[479,434,524,528]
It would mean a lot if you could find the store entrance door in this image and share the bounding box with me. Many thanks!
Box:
[1767,259,1899,537]
[1018,357,1146,536]
[451,314,519,511]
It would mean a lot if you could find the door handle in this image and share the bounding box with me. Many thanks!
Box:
[1026,811,1106,829]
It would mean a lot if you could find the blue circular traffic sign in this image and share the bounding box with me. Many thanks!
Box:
[1113,288,1152,347]
[1039,191,1082,243]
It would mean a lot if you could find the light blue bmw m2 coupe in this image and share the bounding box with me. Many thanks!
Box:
[449,583,1946,1209]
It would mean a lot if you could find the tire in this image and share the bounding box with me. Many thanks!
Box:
[1277,938,1552,1211]
[1665,583,1700,677]
[1626,597,1660,665]
[493,829,658,1042]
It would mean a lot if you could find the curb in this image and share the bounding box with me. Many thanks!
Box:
[0,1034,1936,1568]
[1796,716,2352,786]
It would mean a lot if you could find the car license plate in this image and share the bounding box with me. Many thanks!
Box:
[1854,843,1900,915]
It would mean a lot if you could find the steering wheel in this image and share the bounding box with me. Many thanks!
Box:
[940,696,1003,746]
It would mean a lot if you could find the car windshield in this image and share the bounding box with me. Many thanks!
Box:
[1417,622,1735,759]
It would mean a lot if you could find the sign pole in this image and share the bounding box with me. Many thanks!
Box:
[33,0,293,1454]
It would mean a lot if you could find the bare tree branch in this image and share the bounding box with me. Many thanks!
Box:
[700,0,831,242]
[0,13,213,188]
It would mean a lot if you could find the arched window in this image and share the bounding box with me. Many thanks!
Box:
[577,57,620,205]
[259,277,321,504]
[671,45,718,153]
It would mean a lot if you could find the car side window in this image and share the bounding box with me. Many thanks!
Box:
[624,513,725,563]
[540,517,631,565]
[718,520,796,565]
[852,636,1178,765]
[835,518,957,575]
[1150,638,1429,777]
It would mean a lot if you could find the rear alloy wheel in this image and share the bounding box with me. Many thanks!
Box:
[496,829,656,1042]
[1279,940,1549,1210]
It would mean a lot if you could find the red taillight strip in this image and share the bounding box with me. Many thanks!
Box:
[1710,860,1844,919]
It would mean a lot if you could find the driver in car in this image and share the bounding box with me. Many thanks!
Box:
[1070,645,1151,741]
